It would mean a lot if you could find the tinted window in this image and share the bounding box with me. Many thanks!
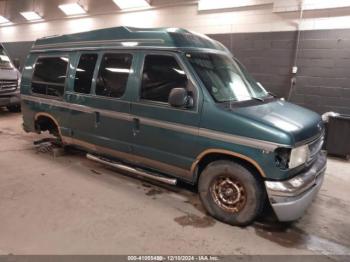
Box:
[74,54,98,94]
[32,56,68,97]
[95,53,132,98]
[187,53,267,102]
[141,55,188,103]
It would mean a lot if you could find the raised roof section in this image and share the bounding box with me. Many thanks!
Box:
[32,26,228,52]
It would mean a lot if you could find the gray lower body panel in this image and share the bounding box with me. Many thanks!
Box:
[266,152,327,222]
[269,172,324,221]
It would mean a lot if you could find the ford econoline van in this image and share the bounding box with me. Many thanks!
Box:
[0,44,21,112]
[21,27,326,226]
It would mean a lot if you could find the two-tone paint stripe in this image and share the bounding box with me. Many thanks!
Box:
[21,94,289,151]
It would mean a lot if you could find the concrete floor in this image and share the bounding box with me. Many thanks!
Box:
[0,110,350,255]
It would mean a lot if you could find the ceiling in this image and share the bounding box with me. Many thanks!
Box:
[0,0,196,25]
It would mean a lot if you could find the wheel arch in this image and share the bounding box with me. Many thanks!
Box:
[192,149,266,184]
[34,112,61,138]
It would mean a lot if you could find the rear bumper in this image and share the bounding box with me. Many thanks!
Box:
[0,91,20,107]
[265,151,327,221]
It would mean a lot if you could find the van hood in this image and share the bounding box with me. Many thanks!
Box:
[0,67,18,80]
[231,99,323,145]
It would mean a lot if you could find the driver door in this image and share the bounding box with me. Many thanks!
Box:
[130,52,203,182]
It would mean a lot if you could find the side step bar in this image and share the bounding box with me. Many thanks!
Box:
[86,153,177,185]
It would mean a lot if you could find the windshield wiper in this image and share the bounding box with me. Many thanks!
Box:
[267,91,277,97]
[222,96,264,103]
[252,96,264,102]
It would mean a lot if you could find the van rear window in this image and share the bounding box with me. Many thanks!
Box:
[74,53,98,94]
[95,53,132,98]
[32,56,68,97]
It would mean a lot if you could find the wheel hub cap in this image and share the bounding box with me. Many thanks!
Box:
[210,176,246,213]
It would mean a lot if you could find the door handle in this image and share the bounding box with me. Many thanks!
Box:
[132,118,140,136]
[95,111,100,127]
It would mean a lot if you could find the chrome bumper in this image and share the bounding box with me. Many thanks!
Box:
[265,151,327,221]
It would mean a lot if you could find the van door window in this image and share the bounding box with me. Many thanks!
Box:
[141,55,188,103]
[74,53,98,94]
[95,53,133,98]
[32,56,68,97]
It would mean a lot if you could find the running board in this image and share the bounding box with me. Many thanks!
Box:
[86,153,177,185]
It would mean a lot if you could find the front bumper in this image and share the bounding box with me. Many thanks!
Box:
[265,151,327,221]
[0,91,20,107]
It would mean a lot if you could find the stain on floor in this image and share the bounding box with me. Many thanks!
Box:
[142,183,152,188]
[174,213,216,228]
[90,169,102,175]
[253,222,307,248]
[253,221,350,255]
[146,188,163,196]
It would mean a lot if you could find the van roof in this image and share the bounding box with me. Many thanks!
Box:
[31,26,229,53]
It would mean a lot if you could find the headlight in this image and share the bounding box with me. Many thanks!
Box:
[289,145,310,169]
[275,145,310,169]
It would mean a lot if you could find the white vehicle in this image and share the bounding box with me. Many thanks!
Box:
[0,44,21,112]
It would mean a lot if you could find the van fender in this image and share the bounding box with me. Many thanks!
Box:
[191,148,266,179]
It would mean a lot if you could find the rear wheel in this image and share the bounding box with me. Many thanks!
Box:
[198,160,265,226]
[6,104,21,113]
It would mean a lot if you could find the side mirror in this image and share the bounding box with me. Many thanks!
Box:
[168,87,193,108]
[13,58,20,70]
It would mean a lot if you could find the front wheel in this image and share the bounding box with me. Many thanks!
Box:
[198,160,265,226]
[6,104,21,113]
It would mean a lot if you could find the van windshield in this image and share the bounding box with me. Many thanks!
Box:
[0,46,12,69]
[186,52,268,102]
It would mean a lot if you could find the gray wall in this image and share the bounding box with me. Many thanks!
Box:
[209,28,350,115]
[3,28,350,115]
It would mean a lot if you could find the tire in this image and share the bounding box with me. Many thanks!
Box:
[198,160,265,226]
[6,104,21,113]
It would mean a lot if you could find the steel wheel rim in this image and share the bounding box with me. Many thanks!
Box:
[210,176,247,213]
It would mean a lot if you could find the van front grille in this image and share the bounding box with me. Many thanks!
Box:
[0,80,17,91]
[308,132,325,161]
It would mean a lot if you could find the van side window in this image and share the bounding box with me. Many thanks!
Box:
[74,54,98,94]
[95,53,132,98]
[141,55,188,103]
[32,56,68,97]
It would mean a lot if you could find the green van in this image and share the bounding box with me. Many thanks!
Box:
[21,27,326,226]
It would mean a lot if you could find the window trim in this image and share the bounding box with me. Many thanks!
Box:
[137,51,199,112]
[31,54,70,99]
[93,51,134,100]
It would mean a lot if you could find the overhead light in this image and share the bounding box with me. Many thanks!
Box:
[20,11,42,21]
[0,15,10,24]
[112,0,150,10]
[58,3,86,16]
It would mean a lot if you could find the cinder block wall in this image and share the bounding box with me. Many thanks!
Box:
[209,29,350,115]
